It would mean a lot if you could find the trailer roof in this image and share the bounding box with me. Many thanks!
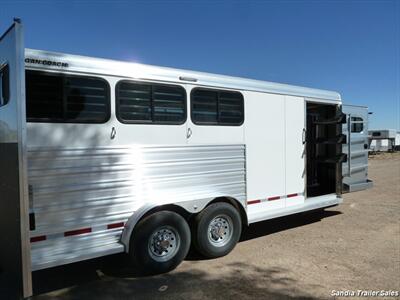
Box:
[25,49,341,102]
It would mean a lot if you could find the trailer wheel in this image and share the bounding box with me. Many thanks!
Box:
[129,211,190,275]
[193,202,242,258]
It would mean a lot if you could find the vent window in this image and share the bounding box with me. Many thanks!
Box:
[26,70,110,123]
[116,80,186,124]
[191,88,244,126]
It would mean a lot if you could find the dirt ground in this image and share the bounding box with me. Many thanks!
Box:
[33,153,400,300]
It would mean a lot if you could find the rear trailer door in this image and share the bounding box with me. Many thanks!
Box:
[0,20,32,298]
[342,104,373,192]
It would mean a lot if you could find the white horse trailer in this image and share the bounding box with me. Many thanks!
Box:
[0,21,373,298]
[369,129,400,152]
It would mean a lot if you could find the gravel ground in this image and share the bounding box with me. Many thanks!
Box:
[33,153,400,300]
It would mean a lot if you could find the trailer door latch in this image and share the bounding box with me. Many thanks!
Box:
[29,185,36,230]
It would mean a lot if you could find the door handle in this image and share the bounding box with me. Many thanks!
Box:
[302,128,306,144]
[187,127,192,139]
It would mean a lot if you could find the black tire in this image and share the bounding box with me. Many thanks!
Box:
[129,211,190,275]
[193,202,242,258]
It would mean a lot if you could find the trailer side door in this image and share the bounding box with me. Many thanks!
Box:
[285,96,306,206]
[342,104,373,192]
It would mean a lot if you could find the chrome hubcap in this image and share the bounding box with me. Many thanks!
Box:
[148,226,179,262]
[208,215,233,247]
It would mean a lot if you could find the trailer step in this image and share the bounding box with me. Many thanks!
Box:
[248,194,342,224]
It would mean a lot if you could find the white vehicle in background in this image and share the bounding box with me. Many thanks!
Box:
[0,20,372,299]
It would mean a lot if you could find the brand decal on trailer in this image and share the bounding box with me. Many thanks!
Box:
[25,58,69,68]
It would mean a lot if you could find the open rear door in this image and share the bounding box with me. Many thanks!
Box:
[0,20,32,299]
[342,104,373,192]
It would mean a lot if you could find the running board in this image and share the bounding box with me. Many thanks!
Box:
[248,194,342,224]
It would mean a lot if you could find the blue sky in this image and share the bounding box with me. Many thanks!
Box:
[1,0,399,130]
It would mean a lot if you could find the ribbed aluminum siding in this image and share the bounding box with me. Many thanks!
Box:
[29,144,246,270]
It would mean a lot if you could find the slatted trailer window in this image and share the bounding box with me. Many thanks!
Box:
[191,88,244,126]
[26,70,110,123]
[116,80,186,124]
